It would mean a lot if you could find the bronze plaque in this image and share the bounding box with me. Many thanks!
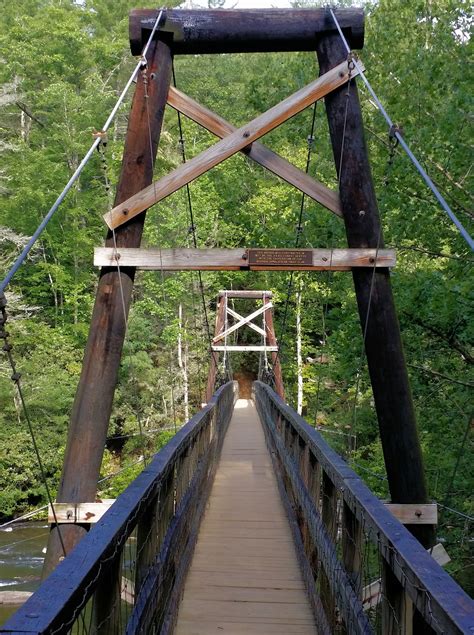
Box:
[248,249,313,267]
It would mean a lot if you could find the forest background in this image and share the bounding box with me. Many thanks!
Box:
[0,0,472,592]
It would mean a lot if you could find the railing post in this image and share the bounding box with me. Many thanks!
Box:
[149,470,175,629]
[383,562,414,635]
[306,451,321,579]
[320,470,338,628]
[135,492,160,598]
[175,446,191,507]
[341,500,363,634]
[342,501,362,595]
[93,551,123,634]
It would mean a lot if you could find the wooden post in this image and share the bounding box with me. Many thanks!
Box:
[382,563,414,635]
[342,501,362,597]
[42,37,173,577]
[320,471,337,629]
[316,35,435,550]
[264,294,285,400]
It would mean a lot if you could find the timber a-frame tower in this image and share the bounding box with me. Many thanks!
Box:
[2,8,473,635]
[46,5,432,586]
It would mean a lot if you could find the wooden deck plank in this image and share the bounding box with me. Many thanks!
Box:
[175,399,316,634]
[176,620,315,634]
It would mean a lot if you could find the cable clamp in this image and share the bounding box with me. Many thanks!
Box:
[11,372,21,382]
[92,130,108,147]
[188,224,196,234]
[307,135,315,146]
[389,124,402,146]
[140,55,148,69]
[347,52,357,73]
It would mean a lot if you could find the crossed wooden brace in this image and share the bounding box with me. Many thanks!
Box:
[213,303,272,344]
[104,58,362,231]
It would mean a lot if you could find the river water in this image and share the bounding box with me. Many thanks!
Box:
[0,522,48,625]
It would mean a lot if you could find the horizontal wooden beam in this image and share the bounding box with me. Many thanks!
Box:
[48,500,115,524]
[130,9,365,56]
[94,247,396,271]
[167,86,342,217]
[104,59,362,231]
[219,290,272,298]
[212,345,278,352]
[384,503,438,525]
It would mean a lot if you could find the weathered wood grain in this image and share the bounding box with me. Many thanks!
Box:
[104,59,362,230]
[167,85,342,216]
[212,345,279,352]
[385,503,438,525]
[93,247,395,270]
[48,500,115,524]
[130,8,365,55]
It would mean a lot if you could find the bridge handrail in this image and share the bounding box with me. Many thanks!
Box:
[1,380,238,635]
[254,381,473,635]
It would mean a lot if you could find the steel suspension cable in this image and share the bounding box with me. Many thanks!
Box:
[329,8,474,252]
[0,10,165,294]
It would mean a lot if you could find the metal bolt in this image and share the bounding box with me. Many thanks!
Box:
[122,209,129,216]
[322,256,328,262]
[243,131,250,138]
[359,210,366,217]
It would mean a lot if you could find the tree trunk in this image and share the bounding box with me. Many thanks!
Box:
[296,277,303,415]
[178,303,190,421]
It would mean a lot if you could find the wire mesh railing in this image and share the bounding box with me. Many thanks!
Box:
[253,380,473,635]
[0,380,238,635]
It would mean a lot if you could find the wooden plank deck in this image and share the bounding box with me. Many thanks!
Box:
[175,399,316,635]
